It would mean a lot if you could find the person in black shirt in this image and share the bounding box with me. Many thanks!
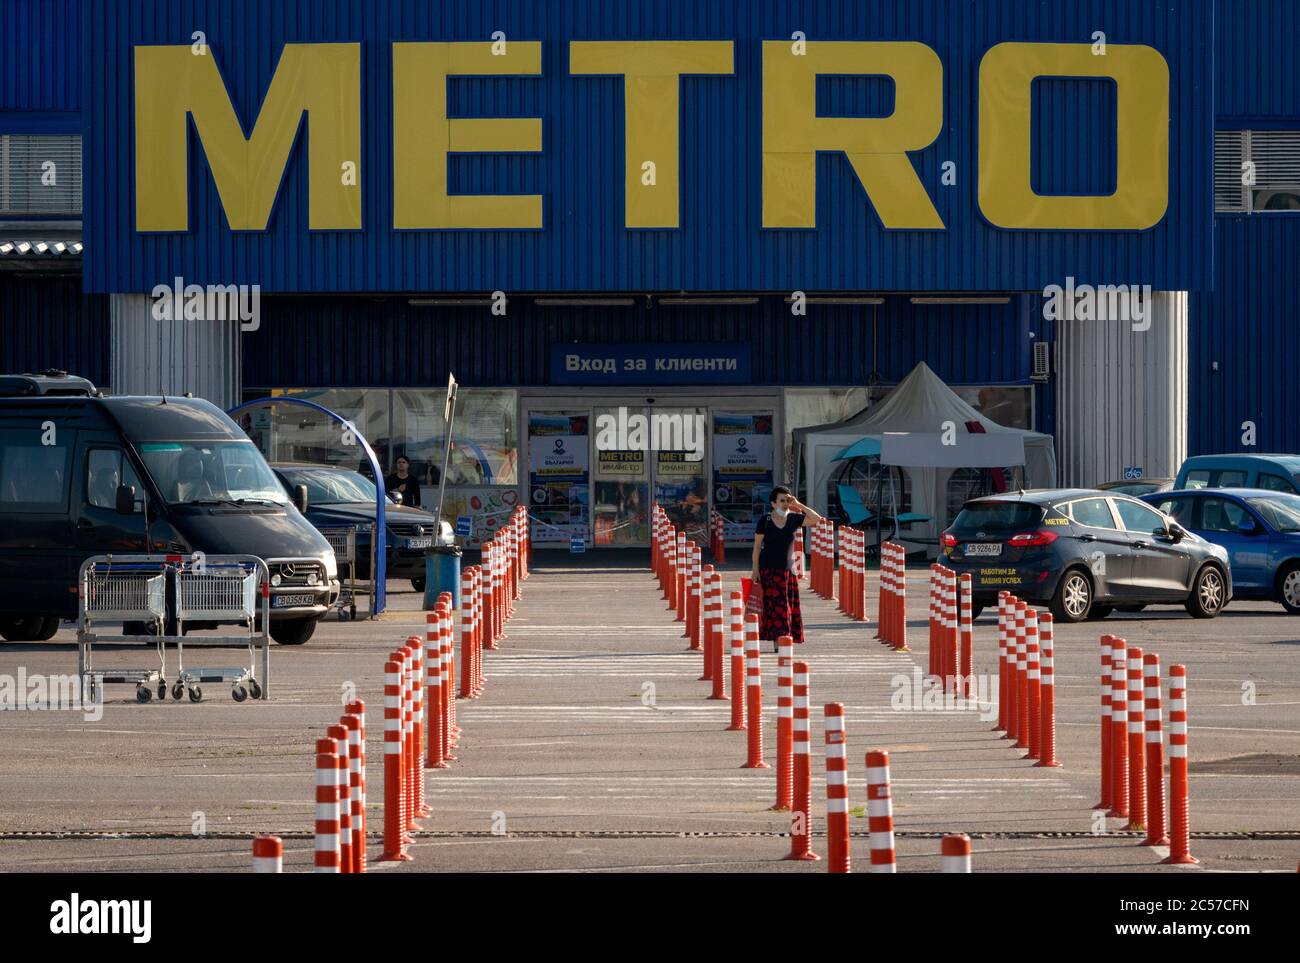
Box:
[385,455,421,508]
[751,485,823,650]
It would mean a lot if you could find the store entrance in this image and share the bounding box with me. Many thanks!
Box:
[523,394,779,549]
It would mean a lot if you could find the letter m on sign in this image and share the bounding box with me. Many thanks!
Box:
[134,44,362,231]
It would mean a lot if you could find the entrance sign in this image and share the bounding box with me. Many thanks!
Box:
[712,412,775,540]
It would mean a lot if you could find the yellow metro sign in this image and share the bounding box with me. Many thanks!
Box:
[133,40,1169,234]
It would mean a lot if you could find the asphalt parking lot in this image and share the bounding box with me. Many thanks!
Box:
[1,554,1297,873]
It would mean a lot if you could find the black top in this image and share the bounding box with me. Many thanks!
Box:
[385,472,421,508]
[755,512,805,570]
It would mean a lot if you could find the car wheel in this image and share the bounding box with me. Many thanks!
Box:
[1050,568,1093,623]
[1185,565,1226,619]
[1276,563,1300,615]
[32,616,60,641]
[410,577,426,593]
[0,616,58,642]
[1087,604,1114,621]
[270,617,318,646]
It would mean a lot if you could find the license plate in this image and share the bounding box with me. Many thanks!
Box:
[405,537,433,549]
[273,593,316,608]
[965,543,1002,557]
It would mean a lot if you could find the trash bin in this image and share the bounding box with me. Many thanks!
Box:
[423,522,461,610]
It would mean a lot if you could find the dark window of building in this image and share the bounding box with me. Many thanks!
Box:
[0,135,82,216]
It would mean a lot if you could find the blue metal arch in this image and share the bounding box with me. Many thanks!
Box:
[228,396,387,614]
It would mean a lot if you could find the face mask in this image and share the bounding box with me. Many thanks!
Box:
[773,507,789,519]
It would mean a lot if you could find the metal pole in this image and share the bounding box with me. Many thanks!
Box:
[435,384,457,525]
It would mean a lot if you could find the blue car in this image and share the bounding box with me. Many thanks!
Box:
[1142,488,1300,614]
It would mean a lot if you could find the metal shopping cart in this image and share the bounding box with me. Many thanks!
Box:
[78,559,169,703]
[321,526,359,621]
[174,558,268,703]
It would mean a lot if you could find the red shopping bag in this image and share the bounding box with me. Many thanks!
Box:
[742,577,763,618]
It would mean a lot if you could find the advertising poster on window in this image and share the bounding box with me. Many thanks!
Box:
[713,411,774,540]
[440,487,519,549]
[528,412,590,543]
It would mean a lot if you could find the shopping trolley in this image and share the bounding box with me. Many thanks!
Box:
[77,559,170,703]
[174,557,269,703]
[321,526,359,621]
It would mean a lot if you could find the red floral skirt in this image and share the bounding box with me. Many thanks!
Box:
[758,567,805,644]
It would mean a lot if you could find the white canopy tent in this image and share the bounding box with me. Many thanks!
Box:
[793,362,1057,556]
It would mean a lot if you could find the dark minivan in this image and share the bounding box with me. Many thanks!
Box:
[0,371,338,644]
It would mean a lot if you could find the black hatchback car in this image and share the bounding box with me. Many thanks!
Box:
[941,489,1232,622]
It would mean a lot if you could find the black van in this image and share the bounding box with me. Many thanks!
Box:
[0,371,338,644]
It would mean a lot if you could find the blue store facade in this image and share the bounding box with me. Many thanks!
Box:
[1,0,1296,547]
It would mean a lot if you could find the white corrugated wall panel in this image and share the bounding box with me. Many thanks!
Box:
[110,293,241,409]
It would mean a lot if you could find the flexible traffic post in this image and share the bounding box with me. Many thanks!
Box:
[407,633,428,819]
[941,834,972,873]
[315,736,341,873]
[865,749,897,873]
[472,566,484,695]
[836,526,847,614]
[401,642,419,830]
[773,636,794,811]
[928,564,939,678]
[1108,636,1130,819]
[443,595,459,753]
[945,568,959,693]
[709,584,731,700]
[483,543,498,651]
[1162,664,1197,864]
[326,723,353,873]
[994,593,1008,731]
[1126,646,1147,831]
[1025,609,1041,760]
[959,573,973,697]
[675,532,688,624]
[426,613,444,768]
[252,835,282,873]
[380,655,410,861]
[824,702,850,873]
[344,702,367,872]
[1035,614,1062,768]
[494,540,507,640]
[686,548,701,647]
[1096,635,1113,810]
[460,567,475,699]
[728,592,745,729]
[716,511,727,565]
[742,624,769,769]
[1013,601,1029,749]
[1142,653,1170,846]
[787,661,819,861]
[664,524,677,606]
[874,537,887,639]
[700,564,717,681]
[892,544,909,651]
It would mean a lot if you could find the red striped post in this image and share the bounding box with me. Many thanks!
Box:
[865,749,897,873]
[443,595,459,753]
[1035,614,1062,768]
[326,723,353,873]
[927,563,939,678]
[1013,601,1029,748]
[1095,634,1113,809]
[1142,653,1170,846]
[941,834,972,873]
[401,643,419,831]
[380,656,410,861]
[959,573,974,697]
[714,589,737,706]
[675,532,688,623]
[426,613,444,769]
[836,526,846,615]
[1126,646,1147,831]
[1108,636,1130,819]
[786,662,819,861]
[314,736,341,873]
[1162,664,1197,864]
[742,627,769,769]
[994,592,1010,731]
[772,636,794,811]
[893,544,909,651]
[407,633,429,819]
[664,524,677,605]
[460,567,475,699]
[252,834,282,873]
[344,702,367,872]
[728,600,748,731]
[945,569,959,692]
[874,534,886,639]
[1025,609,1041,760]
[700,564,717,681]
[823,702,850,873]
[686,548,701,646]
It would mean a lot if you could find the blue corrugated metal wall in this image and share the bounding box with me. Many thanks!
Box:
[1215,0,1300,123]
[0,274,110,385]
[0,0,81,132]
[242,294,1031,389]
[83,0,1214,294]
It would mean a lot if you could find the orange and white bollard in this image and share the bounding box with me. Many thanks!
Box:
[407,634,428,819]
[1108,636,1130,819]
[941,834,972,872]
[1142,653,1170,847]
[728,596,747,731]
[401,643,419,830]
[994,592,1009,732]
[1162,664,1197,864]
[865,749,897,873]
[786,661,819,861]
[1025,609,1041,760]
[823,702,850,873]
[945,568,959,693]
[1013,601,1029,749]
[314,736,342,873]
[1096,634,1113,810]
[1126,646,1147,831]
[664,524,677,606]
[1035,614,1062,768]
[343,702,367,872]
[380,655,410,862]
[742,625,769,769]
[252,834,282,873]
[326,723,353,873]
[686,548,702,648]
[772,636,794,811]
[959,573,973,697]
[887,543,908,650]
[460,568,475,699]
[675,532,688,624]
[700,564,717,682]
[425,615,444,769]
[928,564,940,677]
[443,596,459,754]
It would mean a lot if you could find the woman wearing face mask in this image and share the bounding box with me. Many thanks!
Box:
[751,486,822,651]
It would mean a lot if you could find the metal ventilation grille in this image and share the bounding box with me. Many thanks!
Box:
[0,135,83,216]
[1031,341,1051,382]
[1214,130,1248,212]
[1215,129,1300,212]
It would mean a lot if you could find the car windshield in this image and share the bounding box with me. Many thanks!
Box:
[950,501,1043,534]
[1245,493,1300,533]
[279,468,391,505]
[139,441,289,506]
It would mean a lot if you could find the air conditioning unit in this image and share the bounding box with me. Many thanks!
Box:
[1031,341,1051,382]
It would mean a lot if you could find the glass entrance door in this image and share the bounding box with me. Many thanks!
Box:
[650,405,710,544]
[592,405,650,545]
